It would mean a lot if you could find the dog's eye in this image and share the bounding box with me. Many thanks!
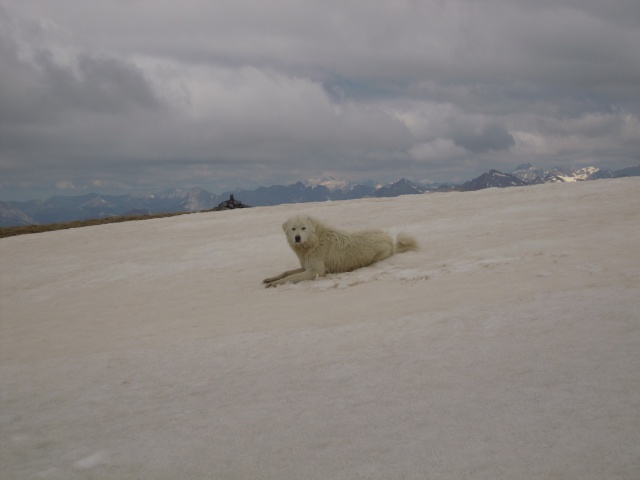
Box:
[292,228,296,231]
[301,227,306,230]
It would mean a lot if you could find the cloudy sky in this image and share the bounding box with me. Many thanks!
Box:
[1,0,639,200]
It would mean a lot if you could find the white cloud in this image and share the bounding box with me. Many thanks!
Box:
[55,180,83,191]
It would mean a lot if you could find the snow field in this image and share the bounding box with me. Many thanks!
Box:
[1,178,639,479]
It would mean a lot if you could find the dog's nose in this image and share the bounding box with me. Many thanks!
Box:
[295,235,301,243]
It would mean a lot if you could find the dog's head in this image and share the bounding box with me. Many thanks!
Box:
[282,215,318,248]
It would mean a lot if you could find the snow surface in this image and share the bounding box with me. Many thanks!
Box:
[1,178,640,479]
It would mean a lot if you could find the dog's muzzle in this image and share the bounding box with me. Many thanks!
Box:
[295,235,301,243]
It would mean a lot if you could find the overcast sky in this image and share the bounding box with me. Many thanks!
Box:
[1,0,640,200]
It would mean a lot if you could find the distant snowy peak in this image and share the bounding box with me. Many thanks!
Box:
[0,203,36,226]
[305,176,354,192]
[511,165,611,184]
[304,177,427,197]
[511,163,546,183]
[460,170,529,191]
[374,178,429,197]
[157,187,206,199]
[466,165,614,190]
[81,196,117,209]
[574,166,600,179]
[157,187,217,211]
[541,166,591,183]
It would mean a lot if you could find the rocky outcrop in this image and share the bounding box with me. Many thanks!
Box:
[210,195,252,211]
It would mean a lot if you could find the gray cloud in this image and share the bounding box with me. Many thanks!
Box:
[451,124,515,154]
[1,1,639,200]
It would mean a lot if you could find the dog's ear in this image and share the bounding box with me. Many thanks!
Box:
[282,219,290,232]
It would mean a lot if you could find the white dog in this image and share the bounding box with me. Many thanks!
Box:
[264,215,419,288]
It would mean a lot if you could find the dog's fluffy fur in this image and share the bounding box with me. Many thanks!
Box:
[264,215,419,288]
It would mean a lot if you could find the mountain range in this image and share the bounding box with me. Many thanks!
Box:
[1,164,638,227]
[452,163,639,191]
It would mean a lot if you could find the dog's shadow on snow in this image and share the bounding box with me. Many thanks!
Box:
[275,263,431,291]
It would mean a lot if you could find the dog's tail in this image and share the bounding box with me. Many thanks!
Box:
[395,232,419,253]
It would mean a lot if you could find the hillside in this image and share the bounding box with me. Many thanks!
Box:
[1,178,639,479]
